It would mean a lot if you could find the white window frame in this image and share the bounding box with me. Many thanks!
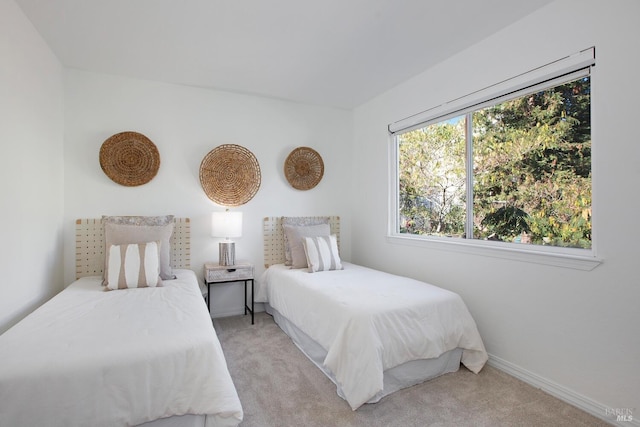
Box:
[387,47,601,271]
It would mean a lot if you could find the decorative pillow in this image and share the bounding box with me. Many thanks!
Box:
[103,216,176,281]
[282,217,329,266]
[282,223,331,269]
[302,235,343,273]
[104,241,162,290]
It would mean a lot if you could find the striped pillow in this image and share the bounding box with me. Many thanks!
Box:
[104,241,162,290]
[302,234,343,273]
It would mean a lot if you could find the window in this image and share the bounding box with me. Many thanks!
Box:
[389,48,598,267]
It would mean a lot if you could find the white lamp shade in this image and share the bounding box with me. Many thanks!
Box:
[211,211,243,238]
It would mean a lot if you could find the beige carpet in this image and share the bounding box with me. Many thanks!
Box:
[215,312,610,427]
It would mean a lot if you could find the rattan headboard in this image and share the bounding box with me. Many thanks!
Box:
[263,216,340,268]
[75,218,191,279]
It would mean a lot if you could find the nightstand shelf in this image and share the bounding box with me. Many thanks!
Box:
[204,261,254,324]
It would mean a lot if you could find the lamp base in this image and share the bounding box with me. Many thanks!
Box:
[219,241,235,266]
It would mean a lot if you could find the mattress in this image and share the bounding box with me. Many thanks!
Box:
[0,269,243,427]
[257,262,488,410]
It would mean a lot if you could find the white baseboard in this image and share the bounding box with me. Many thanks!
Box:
[210,308,245,319]
[210,303,265,320]
[488,354,638,427]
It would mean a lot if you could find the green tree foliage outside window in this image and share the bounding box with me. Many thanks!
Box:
[398,76,591,249]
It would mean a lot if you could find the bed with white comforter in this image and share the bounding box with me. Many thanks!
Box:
[0,269,243,427]
[256,262,488,410]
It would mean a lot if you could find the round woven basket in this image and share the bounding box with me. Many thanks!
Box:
[99,131,160,187]
[199,144,261,206]
[284,146,324,190]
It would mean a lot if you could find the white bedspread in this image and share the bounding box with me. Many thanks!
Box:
[0,269,243,427]
[257,263,488,410]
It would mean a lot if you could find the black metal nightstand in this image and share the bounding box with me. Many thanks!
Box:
[204,262,254,324]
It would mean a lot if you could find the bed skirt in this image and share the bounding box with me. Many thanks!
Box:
[265,303,463,406]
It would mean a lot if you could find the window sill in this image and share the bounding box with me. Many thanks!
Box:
[386,234,602,271]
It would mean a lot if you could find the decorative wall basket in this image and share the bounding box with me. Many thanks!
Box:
[199,144,261,206]
[284,146,324,190]
[99,131,160,187]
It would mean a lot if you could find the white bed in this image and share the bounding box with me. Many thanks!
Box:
[257,216,488,410]
[0,217,243,427]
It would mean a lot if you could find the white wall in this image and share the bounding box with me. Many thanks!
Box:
[353,0,639,420]
[0,0,64,334]
[63,70,353,317]
[5,0,638,420]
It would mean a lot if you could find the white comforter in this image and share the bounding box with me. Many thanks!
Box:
[0,269,243,427]
[257,263,488,410]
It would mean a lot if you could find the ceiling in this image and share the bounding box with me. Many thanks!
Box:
[15,0,553,109]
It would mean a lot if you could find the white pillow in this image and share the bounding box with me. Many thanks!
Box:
[283,223,331,268]
[302,235,343,273]
[104,241,162,290]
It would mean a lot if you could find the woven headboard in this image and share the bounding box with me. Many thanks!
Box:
[75,218,191,279]
[263,216,340,268]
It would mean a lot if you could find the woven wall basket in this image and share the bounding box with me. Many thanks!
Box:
[284,146,324,190]
[99,131,160,187]
[199,144,261,206]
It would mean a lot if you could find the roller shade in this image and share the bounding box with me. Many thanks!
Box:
[388,47,595,135]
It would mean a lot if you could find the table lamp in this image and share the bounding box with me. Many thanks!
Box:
[211,210,242,266]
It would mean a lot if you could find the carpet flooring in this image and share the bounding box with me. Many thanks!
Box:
[214,312,610,427]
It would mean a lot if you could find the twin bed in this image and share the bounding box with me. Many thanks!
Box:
[0,217,243,427]
[0,214,488,425]
[257,216,488,410]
